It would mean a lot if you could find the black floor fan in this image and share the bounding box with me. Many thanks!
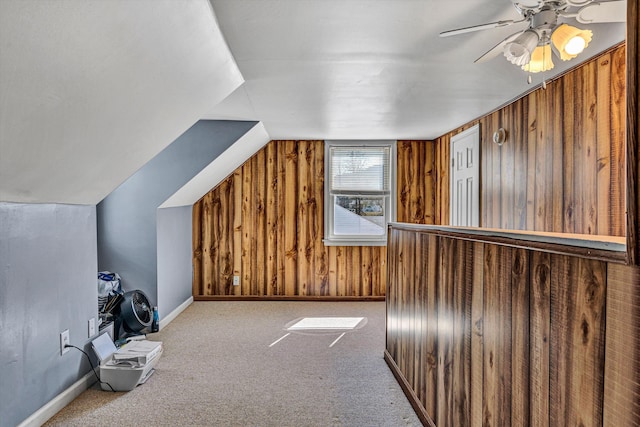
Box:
[112,290,153,340]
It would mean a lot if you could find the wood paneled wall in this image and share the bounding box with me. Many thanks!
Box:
[193,45,626,297]
[435,44,626,235]
[385,225,640,427]
[397,140,436,224]
[194,140,438,297]
[628,0,640,265]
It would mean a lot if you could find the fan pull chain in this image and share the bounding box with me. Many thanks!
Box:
[541,39,547,89]
[527,41,548,89]
[525,68,546,88]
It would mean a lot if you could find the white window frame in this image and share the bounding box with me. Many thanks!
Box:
[323,140,397,246]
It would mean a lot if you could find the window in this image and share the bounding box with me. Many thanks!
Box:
[324,141,396,246]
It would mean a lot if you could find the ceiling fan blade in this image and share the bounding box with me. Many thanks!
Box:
[439,19,526,37]
[575,1,626,24]
[474,31,523,63]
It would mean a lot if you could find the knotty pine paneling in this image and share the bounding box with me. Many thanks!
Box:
[193,139,435,297]
[386,225,639,426]
[397,141,436,224]
[194,139,436,297]
[435,44,626,236]
[434,128,452,225]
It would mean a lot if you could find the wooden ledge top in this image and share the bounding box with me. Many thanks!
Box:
[388,223,627,263]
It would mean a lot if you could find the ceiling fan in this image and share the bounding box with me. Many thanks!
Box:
[440,0,626,73]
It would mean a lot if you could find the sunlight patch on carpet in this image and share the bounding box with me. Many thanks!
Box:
[287,317,365,331]
[269,317,368,347]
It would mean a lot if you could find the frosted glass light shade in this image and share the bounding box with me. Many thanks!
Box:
[522,45,554,73]
[551,24,593,60]
[504,30,540,66]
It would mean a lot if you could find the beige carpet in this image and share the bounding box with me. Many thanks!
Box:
[45,301,421,427]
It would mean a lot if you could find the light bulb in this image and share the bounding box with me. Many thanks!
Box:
[564,36,586,55]
[551,24,592,61]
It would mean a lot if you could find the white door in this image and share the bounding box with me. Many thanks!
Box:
[450,125,480,227]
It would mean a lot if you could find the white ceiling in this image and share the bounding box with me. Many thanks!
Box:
[204,0,626,140]
[0,0,626,204]
[0,0,243,204]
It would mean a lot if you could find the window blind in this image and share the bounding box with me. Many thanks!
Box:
[329,146,390,193]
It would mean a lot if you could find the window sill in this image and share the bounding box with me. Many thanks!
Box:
[322,239,387,247]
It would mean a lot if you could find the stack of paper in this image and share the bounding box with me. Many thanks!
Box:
[112,340,162,365]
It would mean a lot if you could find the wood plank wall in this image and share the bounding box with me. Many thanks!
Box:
[385,225,640,427]
[628,0,640,265]
[435,44,626,235]
[193,140,436,297]
[193,45,625,297]
[397,140,437,224]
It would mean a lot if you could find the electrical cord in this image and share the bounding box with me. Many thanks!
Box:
[65,344,116,392]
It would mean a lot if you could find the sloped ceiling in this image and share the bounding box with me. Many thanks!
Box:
[0,0,243,204]
[204,0,626,140]
[0,1,627,204]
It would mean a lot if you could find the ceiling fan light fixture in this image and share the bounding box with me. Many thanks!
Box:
[522,44,554,73]
[504,30,540,66]
[551,24,593,60]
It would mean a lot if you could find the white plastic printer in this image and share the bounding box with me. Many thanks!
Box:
[92,333,163,391]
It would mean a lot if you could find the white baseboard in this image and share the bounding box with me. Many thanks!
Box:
[17,371,97,427]
[159,296,193,330]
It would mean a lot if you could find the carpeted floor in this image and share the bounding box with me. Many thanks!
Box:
[44,301,421,427]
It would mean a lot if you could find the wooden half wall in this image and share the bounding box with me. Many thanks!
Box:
[192,140,436,297]
[385,224,640,427]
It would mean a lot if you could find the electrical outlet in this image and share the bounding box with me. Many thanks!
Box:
[60,330,70,355]
[88,318,96,338]
[233,275,240,286]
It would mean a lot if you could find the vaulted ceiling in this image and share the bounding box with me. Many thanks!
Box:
[205,0,626,139]
[0,0,626,204]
